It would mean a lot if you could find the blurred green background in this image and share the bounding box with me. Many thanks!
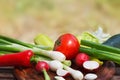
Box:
[0,0,120,42]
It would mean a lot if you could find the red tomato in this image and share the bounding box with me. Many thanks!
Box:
[75,53,90,67]
[53,33,80,60]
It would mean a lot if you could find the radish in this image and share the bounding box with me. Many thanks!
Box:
[84,73,97,80]
[35,61,50,80]
[49,60,63,71]
[83,61,99,71]
[75,53,90,67]
[56,68,69,77]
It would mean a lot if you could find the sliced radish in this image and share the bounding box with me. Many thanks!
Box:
[54,76,65,80]
[83,61,99,70]
[84,73,97,80]
[56,68,69,77]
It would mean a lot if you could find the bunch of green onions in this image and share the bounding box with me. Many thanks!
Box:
[80,40,120,64]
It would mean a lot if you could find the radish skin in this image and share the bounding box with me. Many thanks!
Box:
[75,53,90,67]
[35,61,50,80]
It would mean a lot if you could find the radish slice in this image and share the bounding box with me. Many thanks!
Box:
[54,76,65,80]
[83,61,99,70]
[56,68,69,77]
[84,73,97,80]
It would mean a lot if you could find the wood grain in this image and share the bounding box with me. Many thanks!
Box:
[14,67,75,80]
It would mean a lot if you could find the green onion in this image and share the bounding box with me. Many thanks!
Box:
[0,35,66,62]
[81,40,120,54]
[80,40,120,64]
[80,47,120,62]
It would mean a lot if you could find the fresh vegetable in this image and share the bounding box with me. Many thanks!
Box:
[80,40,120,64]
[34,34,54,50]
[48,60,63,71]
[0,35,66,62]
[33,56,72,74]
[90,57,103,66]
[0,50,34,67]
[76,28,104,66]
[35,61,50,72]
[0,31,117,80]
[76,27,110,44]
[84,73,97,80]
[56,68,69,77]
[75,53,90,67]
[35,61,50,80]
[76,32,99,43]
[54,33,80,60]
[83,61,100,71]
[62,60,71,67]
[80,46,120,64]
[81,40,120,54]
[91,27,110,43]
[103,34,120,48]
[63,64,84,80]
[34,56,71,67]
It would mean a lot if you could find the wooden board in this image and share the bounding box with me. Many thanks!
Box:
[0,61,120,80]
[14,68,74,80]
[0,67,16,80]
[13,61,119,80]
[13,67,120,80]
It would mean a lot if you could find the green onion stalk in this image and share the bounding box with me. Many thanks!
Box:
[80,40,120,64]
[0,35,66,62]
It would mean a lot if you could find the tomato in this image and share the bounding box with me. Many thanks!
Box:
[53,33,80,60]
[75,53,90,67]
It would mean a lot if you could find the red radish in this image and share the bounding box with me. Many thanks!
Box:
[54,33,80,60]
[56,68,69,77]
[35,61,49,72]
[75,53,90,67]
[83,61,99,71]
[35,61,50,80]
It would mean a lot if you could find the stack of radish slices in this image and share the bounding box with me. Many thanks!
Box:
[83,61,99,80]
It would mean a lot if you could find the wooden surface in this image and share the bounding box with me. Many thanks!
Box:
[14,68,74,80]
[0,62,120,80]
[0,67,16,80]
